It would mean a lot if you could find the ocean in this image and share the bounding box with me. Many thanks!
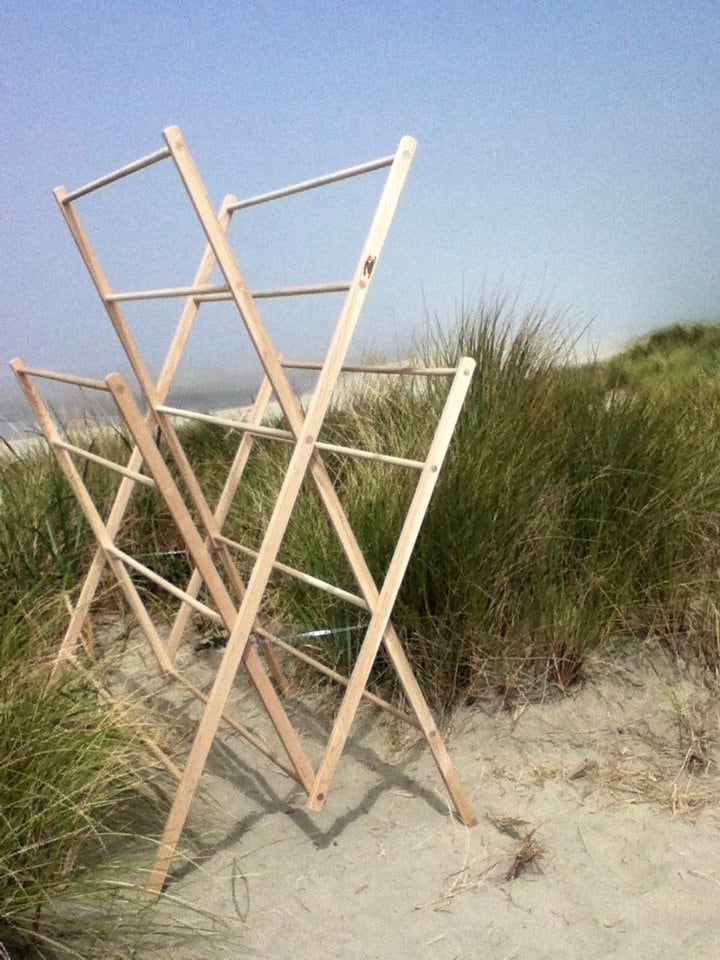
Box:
[0,384,260,451]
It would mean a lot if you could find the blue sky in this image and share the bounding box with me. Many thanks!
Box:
[2,0,719,418]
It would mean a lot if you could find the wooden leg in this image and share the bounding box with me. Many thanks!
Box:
[306,362,477,824]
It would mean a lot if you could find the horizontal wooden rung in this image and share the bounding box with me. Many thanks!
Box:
[106,545,222,624]
[9,362,110,391]
[256,631,420,729]
[61,147,171,202]
[281,361,458,376]
[215,534,368,610]
[155,405,291,440]
[171,671,303,784]
[53,440,156,487]
[228,153,395,211]
[156,405,423,468]
[196,282,352,302]
[315,440,424,470]
[110,282,352,303]
[107,284,228,302]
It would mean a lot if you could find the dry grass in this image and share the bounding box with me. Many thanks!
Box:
[487,814,531,839]
[489,658,720,817]
[505,829,545,882]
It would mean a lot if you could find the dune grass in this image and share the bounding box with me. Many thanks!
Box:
[0,441,174,957]
[601,320,720,393]
[0,591,172,958]
[3,301,720,953]
[208,300,720,705]
[28,299,713,709]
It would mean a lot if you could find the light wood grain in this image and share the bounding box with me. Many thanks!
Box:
[50,195,236,678]
[308,360,477,817]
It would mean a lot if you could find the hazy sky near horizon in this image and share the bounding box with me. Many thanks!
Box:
[2,0,719,416]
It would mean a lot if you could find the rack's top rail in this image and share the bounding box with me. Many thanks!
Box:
[10,361,110,392]
[108,284,229,303]
[107,281,351,304]
[202,282,352,302]
[281,361,458,376]
[227,153,395,212]
[60,146,171,203]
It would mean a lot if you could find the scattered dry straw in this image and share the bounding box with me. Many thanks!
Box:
[505,829,545,881]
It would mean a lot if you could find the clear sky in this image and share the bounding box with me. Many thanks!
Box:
[1,0,719,420]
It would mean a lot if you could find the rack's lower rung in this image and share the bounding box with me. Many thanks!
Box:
[171,671,303,784]
[259,630,421,730]
[216,533,368,610]
[106,545,222,624]
[54,440,156,488]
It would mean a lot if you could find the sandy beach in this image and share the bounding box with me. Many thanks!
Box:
[97,626,720,960]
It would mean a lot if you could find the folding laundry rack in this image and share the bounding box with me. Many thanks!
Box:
[11,127,477,900]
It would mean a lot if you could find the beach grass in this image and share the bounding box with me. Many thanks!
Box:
[0,589,172,957]
[3,299,720,952]
[0,437,176,955]
[205,299,720,705]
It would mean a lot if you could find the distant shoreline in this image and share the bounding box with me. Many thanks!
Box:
[0,384,261,456]
[0,363,408,460]
[0,402,257,461]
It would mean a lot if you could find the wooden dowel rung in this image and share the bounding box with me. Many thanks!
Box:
[155,405,292,440]
[255,282,352,299]
[171,672,303,784]
[259,633,420,728]
[215,534,368,609]
[106,546,222,624]
[281,361,457,376]
[10,363,110,391]
[107,284,228,303]
[196,282,352,302]
[227,154,395,211]
[53,440,156,487]
[315,440,424,470]
[157,405,422,467]
[61,147,171,202]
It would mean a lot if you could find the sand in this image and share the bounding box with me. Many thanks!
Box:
[93,629,720,960]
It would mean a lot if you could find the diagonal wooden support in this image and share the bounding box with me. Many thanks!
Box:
[10,359,175,679]
[137,129,435,898]
[160,128,478,829]
[163,373,275,660]
[308,358,476,809]
[49,190,290,689]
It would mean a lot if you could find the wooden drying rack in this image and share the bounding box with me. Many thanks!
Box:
[11,127,477,901]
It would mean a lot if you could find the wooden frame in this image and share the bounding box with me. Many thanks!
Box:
[11,127,477,901]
